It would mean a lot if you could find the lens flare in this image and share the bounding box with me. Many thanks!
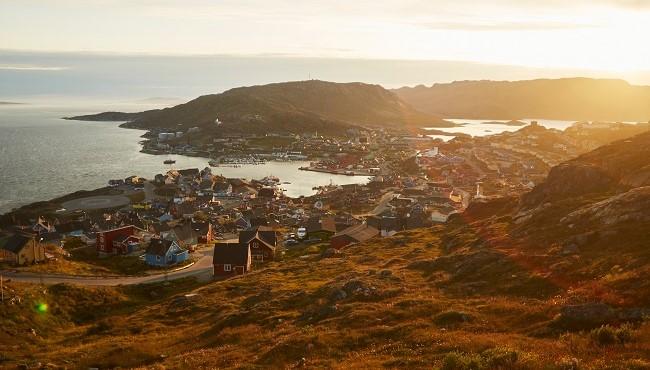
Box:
[36,303,48,313]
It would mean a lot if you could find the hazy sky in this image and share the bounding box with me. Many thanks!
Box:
[1,0,650,81]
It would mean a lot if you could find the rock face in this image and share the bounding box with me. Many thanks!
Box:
[520,162,616,209]
[520,130,650,210]
[561,186,650,227]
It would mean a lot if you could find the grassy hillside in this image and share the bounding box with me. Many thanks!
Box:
[394,78,650,122]
[2,225,649,369]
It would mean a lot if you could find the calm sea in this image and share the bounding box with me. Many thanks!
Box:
[0,104,369,214]
[425,118,577,141]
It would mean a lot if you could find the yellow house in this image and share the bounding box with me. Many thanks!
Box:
[0,234,46,265]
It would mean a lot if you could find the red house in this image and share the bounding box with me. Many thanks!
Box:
[96,225,137,254]
[213,242,251,276]
[238,226,278,262]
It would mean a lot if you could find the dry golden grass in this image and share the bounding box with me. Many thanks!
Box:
[1,227,649,369]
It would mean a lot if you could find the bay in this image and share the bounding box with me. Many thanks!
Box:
[0,104,369,214]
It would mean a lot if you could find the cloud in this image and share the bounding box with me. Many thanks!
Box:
[0,65,69,71]
[587,0,650,8]
[420,20,600,31]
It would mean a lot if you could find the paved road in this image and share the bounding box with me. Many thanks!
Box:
[143,181,160,202]
[0,250,214,286]
[371,191,395,215]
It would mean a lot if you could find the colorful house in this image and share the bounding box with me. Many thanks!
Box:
[239,226,278,262]
[0,233,46,265]
[145,239,189,267]
[213,242,251,276]
[96,225,139,255]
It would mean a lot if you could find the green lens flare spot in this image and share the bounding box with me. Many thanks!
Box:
[36,303,48,313]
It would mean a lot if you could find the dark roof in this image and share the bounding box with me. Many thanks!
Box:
[56,220,91,233]
[1,234,33,254]
[239,226,277,246]
[191,221,210,236]
[178,168,200,177]
[176,203,195,216]
[333,224,378,243]
[146,238,175,256]
[228,178,250,187]
[39,231,62,242]
[258,187,276,198]
[199,179,214,190]
[213,182,231,192]
[213,242,250,266]
[250,217,268,227]
[306,216,337,234]
[151,222,171,233]
[172,223,197,242]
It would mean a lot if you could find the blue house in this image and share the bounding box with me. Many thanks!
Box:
[145,238,189,267]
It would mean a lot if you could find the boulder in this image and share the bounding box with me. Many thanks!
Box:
[379,269,393,278]
[328,289,347,302]
[551,303,616,330]
[321,248,340,258]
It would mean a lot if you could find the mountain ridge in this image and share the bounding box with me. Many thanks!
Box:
[394,77,650,122]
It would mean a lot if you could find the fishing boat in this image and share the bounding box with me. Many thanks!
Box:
[163,159,176,164]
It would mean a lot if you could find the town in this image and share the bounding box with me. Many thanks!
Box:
[1,120,647,279]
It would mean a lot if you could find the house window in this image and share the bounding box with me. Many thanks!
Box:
[252,242,259,249]
[156,256,161,261]
[224,264,232,271]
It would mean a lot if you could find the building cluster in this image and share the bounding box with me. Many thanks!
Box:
[5,121,636,276]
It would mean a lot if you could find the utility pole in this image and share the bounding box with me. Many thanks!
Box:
[1,274,4,303]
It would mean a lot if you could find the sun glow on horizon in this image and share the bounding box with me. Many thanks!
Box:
[1,1,649,75]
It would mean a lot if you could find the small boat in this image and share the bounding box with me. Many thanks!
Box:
[208,160,219,167]
[164,159,176,164]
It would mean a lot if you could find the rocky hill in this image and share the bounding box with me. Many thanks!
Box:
[394,78,650,122]
[63,111,151,122]
[521,130,650,209]
[68,80,451,134]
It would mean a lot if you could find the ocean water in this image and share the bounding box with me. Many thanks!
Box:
[0,104,369,214]
[425,118,577,140]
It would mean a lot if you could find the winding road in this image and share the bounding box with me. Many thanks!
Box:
[0,250,214,286]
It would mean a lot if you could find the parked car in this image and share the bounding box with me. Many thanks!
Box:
[284,239,299,246]
[297,227,307,239]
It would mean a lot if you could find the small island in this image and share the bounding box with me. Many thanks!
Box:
[481,120,527,126]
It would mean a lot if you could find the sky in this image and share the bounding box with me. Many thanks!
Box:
[1,0,650,87]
